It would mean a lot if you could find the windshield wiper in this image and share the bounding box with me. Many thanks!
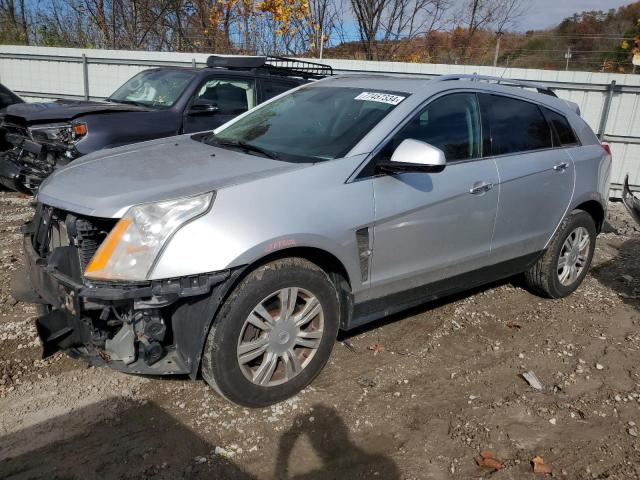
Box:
[110,99,147,107]
[209,137,279,160]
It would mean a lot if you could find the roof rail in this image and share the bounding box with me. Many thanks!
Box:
[206,55,333,79]
[434,74,557,97]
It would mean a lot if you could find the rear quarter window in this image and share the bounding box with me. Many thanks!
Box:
[542,107,580,147]
[486,95,552,155]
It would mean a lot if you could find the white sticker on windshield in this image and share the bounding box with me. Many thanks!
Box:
[354,92,406,105]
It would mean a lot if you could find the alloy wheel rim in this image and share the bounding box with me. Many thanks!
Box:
[557,226,590,286]
[237,287,324,387]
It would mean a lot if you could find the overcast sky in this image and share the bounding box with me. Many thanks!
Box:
[518,0,635,31]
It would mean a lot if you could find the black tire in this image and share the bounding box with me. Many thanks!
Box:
[523,210,596,298]
[201,257,340,407]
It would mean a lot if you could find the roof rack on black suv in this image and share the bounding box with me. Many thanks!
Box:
[206,55,333,79]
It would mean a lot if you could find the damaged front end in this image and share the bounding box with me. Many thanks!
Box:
[0,120,85,193]
[13,204,239,377]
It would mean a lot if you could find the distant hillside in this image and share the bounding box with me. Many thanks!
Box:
[324,2,640,72]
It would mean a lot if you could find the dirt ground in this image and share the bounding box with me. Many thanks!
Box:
[2,190,640,480]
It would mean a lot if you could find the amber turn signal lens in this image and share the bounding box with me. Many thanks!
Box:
[85,218,131,275]
[72,123,87,138]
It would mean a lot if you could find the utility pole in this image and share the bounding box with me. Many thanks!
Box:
[493,31,503,68]
[319,26,324,60]
[564,46,572,71]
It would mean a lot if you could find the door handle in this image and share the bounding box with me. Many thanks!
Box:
[469,181,494,194]
[553,162,569,171]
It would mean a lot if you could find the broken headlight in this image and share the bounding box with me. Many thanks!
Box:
[84,192,214,281]
[29,122,87,145]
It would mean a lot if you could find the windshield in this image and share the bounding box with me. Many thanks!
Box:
[108,69,195,108]
[208,86,408,162]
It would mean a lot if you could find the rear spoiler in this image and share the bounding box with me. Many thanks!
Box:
[563,100,581,116]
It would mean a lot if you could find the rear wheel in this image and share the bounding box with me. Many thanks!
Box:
[523,210,596,298]
[201,258,339,407]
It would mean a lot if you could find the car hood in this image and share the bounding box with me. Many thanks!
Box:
[4,99,150,123]
[37,135,307,218]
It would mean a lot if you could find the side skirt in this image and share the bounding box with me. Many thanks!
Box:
[344,251,543,330]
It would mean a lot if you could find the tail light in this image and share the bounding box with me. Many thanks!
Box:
[601,143,612,157]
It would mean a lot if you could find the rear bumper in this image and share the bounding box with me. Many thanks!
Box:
[15,230,238,377]
[622,175,640,226]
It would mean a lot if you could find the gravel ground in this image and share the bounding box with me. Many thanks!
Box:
[1,190,640,479]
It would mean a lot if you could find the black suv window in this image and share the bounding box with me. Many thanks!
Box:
[262,79,297,101]
[378,92,482,162]
[486,95,552,155]
[194,78,256,115]
[543,107,579,147]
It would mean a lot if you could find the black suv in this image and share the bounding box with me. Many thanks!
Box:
[0,83,23,111]
[0,56,331,193]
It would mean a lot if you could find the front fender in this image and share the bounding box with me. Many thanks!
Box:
[151,225,361,290]
[149,155,373,294]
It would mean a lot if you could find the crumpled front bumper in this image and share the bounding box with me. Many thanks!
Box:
[0,138,72,193]
[0,154,25,192]
[14,229,239,377]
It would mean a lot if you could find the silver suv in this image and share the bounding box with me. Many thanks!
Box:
[14,74,611,406]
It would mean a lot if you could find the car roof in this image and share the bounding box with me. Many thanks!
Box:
[319,73,576,117]
[322,74,431,94]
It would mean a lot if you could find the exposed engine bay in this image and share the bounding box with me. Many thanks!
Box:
[0,120,82,192]
[14,203,236,376]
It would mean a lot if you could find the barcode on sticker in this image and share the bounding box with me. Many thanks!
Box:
[354,92,405,105]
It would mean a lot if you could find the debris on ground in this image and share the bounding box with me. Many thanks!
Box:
[2,196,640,478]
[475,450,502,471]
[521,370,544,390]
[367,343,385,354]
[531,456,552,475]
[341,339,356,352]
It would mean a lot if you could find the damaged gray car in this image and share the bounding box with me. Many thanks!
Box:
[14,74,611,406]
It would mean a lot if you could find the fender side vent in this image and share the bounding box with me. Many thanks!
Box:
[356,227,371,282]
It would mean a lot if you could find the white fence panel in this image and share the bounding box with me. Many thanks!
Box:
[1,45,640,197]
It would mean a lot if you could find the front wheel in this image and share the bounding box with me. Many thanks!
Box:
[201,258,340,407]
[523,210,596,298]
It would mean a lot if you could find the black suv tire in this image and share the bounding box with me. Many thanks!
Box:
[201,258,339,407]
[523,210,596,298]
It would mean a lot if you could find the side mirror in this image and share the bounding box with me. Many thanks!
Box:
[188,99,219,116]
[377,139,446,174]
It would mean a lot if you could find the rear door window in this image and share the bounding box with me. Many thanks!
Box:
[378,92,482,162]
[543,107,580,147]
[486,95,552,155]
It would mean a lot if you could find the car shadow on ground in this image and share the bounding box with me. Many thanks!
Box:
[591,236,640,313]
[0,399,399,479]
[0,399,253,479]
